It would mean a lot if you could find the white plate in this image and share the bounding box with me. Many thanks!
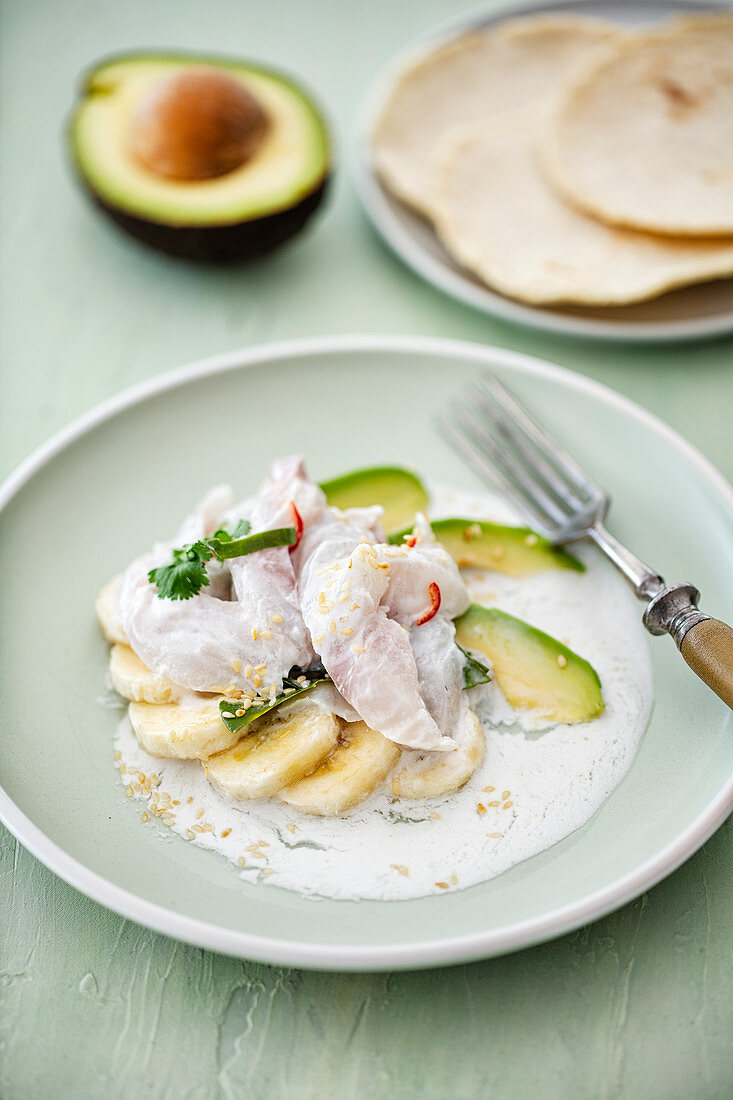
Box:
[0,335,732,970]
[355,0,733,343]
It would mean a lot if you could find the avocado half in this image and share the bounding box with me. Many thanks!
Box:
[69,53,330,262]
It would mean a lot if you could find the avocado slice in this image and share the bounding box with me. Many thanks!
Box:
[454,604,603,723]
[320,466,429,532]
[390,517,583,575]
[69,53,330,262]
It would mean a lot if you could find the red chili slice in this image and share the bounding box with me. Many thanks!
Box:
[289,501,303,552]
[405,534,418,548]
[416,582,441,625]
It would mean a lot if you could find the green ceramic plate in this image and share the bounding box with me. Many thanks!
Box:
[1,336,731,970]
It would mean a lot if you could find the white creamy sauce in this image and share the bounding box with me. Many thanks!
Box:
[114,484,653,901]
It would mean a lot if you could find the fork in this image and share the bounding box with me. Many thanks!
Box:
[439,372,733,711]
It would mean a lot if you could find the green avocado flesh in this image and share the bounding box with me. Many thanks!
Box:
[70,53,329,239]
[390,518,583,575]
[320,467,429,532]
[454,604,603,723]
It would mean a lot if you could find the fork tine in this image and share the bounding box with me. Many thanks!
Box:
[440,403,564,532]
[455,402,570,526]
[469,383,588,512]
[437,413,553,535]
[479,372,604,498]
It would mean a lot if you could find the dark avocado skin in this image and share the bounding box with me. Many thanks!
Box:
[79,175,329,263]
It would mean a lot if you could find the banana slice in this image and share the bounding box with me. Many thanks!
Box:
[129,696,238,760]
[110,644,180,704]
[203,699,341,801]
[279,721,403,817]
[391,709,485,799]
[96,575,128,644]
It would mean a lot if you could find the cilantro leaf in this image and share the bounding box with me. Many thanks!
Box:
[211,519,251,544]
[147,542,214,601]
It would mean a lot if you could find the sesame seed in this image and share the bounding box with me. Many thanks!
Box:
[482,786,495,793]
[251,627,258,641]
[351,644,365,654]
[340,627,354,636]
[270,614,283,623]
[430,812,441,821]
[503,801,513,809]
[318,591,326,605]
[390,864,409,877]
[114,751,121,761]
[185,829,196,840]
[187,796,193,804]
[436,882,449,890]
[253,676,262,689]
[260,869,274,878]
[557,654,568,668]
[329,621,337,633]
[261,630,273,640]
[244,665,254,679]
[450,874,458,885]
[477,803,487,815]
[502,790,511,800]
[286,823,296,834]
[313,633,325,644]
[488,800,500,807]
[125,786,134,797]
[489,832,503,839]
[237,857,247,868]
[318,605,331,615]
[196,808,204,820]
[231,658,242,673]
[141,812,149,823]
[351,602,360,611]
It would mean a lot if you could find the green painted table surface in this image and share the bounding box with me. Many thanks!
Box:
[1,1,732,1096]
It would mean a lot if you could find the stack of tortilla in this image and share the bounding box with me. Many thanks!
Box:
[371,13,733,308]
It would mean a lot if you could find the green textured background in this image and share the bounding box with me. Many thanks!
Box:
[1,1,731,1097]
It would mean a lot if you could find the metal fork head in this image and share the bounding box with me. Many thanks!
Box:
[437,372,608,546]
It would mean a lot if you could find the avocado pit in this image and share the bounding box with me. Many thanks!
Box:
[129,67,269,181]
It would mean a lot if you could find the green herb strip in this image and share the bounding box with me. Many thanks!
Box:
[209,525,296,561]
[219,669,330,734]
[457,643,492,689]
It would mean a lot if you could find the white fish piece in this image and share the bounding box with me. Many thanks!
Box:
[119,460,322,694]
[382,520,470,738]
[296,508,454,751]
[227,456,324,683]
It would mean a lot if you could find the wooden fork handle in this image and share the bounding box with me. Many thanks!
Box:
[680,618,733,710]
